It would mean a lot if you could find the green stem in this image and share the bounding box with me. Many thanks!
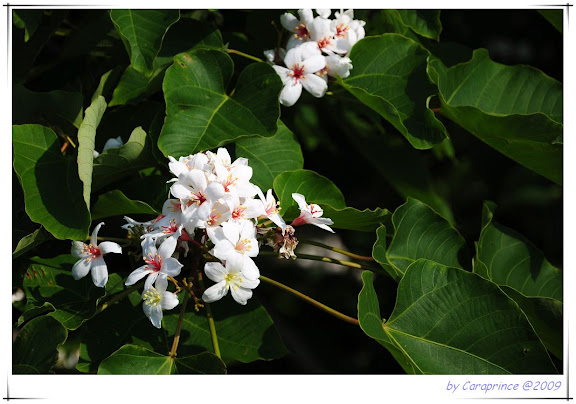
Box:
[169,292,189,358]
[95,236,126,243]
[259,250,383,273]
[96,282,142,314]
[299,239,375,261]
[227,48,263,63]
[260,275,359,326]
[197,272,221,358]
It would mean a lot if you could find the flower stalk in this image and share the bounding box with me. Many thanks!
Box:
[169,291,189,357]
[299,239,375,261]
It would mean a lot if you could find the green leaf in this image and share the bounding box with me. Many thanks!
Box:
[395,10,442,40]
[13,124,90,241]
[475,202,562,301]
[273,169,390,232]
[109,64,168,107]
[235,121,304,191]
[158,50,281,158]
[13,316,67,374]
[163,297,288,364]
[340,34,447,149]
[13,84,83,129]
[12,227,51,259]
[358,262,557,374]
[110,10,180,77]
[16,302,55,327]
[13,10,43,42]
[386,198,470,277]
[23,255,107,330]
[91,67,124,104]
[98,345,226,374]
[77,96,107,209]
[501,286,562,359]
[372,225,400,280]
[92,190,159,220]
[92,126,152,191]
[538,10,562,33]
[428,49,562,184]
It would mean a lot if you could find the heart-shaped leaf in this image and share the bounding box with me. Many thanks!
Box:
[23,255,107,330]
[358,261,557,374]
[98,344,226,374]
[372,225,399,280]
[394,10,442,40]
[13,124,90,241]
[235,121,304,191]
[385,198,470,277]
[13,316,67,374]
[340,34,448,149]
[110,10,180,77]
[158,49,281,158]
[13,227,51,259]
[428,49,562,184]
[77,96,107,208]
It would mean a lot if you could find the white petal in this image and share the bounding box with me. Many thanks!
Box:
[161,292,179,310]
[241,257,260,280]
[302,55,326,74]
[205,182,225,201]
[230,286,252,305]
[71,258,91,280]
[99,241,122,255]
[283,46,302,69]
[186,169,208,191]
[280,12,299,31]
[302,73,328,98]
[242,277,260,289]
[170,182,191,200]
[213,240,235,262]
[154,275,169,293]
[292,193,308,210]
[299,41,322,60]
[158,235,178,260]
[161,257,183,277]
[222,221,241,243]
[144,303,163,328]
[204,262,227,282]
[102,136,123,151]
[71,241,88,259]
[298,9,314,23]
[279,81,302,107]
[125,265,150,286]
[90,256,108,287]
[202,281,228,303]
[91,222,105,246]
[316,9,331,18]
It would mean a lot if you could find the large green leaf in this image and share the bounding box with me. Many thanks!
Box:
[92,126,152,191]
[13,124,90,241]
[163,297,288,364]
[395,10,442,40]
[109,64,168,107]
[12,227,51,259]
[428,49,562,184]
[385,198,470,277]
[358,262,557,374]
[235,121,304,191]
[77,96,107,209]
[273,169,389,232]
[110,10,180,77]
[92,190,158,220]
[23,255,107,330]
[13,316,67,374]
[340,34,447,149]
[372,225,400,280]
[158,49,281,158]
[475,202,562,300]
[13,84,83,128]
[98,345,226,374]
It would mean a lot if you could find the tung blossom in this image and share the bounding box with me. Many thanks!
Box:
[71,222,122,287]
[202,261,260,305]
[273,41,327,107]
[290,193,335,233]
[141,277,179,328]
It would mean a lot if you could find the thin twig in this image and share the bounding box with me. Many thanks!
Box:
[169,292,189,357]
[299,239,375,261]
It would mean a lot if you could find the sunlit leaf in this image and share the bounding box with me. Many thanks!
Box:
[92,190,159,220]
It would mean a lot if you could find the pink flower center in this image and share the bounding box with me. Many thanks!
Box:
[222,174,238,193]
[206,210,222,227]
[84,244,101,260]
[190,191,206,205]
[235,239,252,254]
[317,36,332,50]
[289,63,306,84]
[336,24,349,38]
[162,219,179,234]
[169,200,181,212]
[294,23,309,39]
[309,204,323,218]
[144,253,162,273]
[232,205,247,220]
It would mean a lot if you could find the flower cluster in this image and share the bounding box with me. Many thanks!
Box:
[267,9,365,106]
[71,147,335,328]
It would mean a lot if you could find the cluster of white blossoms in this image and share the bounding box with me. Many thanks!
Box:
[266,9,365,107]
[71,148,334,328]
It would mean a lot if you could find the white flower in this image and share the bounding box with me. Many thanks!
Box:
[168,153,210,178]
[281,9,314,51]
[290,193,335,233]
[202,261,260,305]
[125,235,183,290]
[71,222,122,287]
[325,54,353,79]
[141,277,179,328]
[211,221,260,280]
[273,41,327,107]
[93,136,123,158]
[256,187,286,230]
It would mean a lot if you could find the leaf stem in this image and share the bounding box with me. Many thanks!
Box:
[259,250,384,273]
[299,239,375,261]
[260,275,359,326]
[227,48,263,63]
[169,292,189,358]
[197,271,221,358]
